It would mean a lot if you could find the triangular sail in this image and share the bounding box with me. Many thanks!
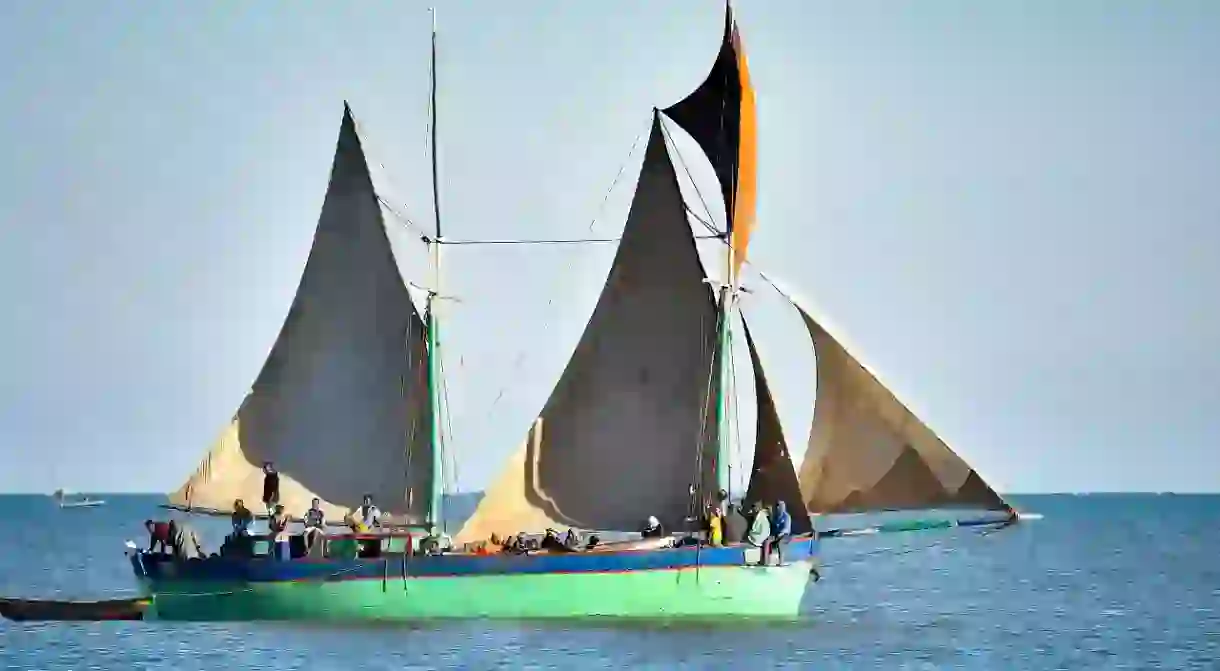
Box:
[456,114,720,543]
[662,4,757,280]
[791,301,1009,514]
[169,105,434,524]
[741,316,813,535]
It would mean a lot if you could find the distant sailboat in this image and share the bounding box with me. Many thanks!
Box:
[52,489,106,509]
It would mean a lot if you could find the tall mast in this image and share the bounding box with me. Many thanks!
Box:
[425,6,445,534]
[714,0,737,502]
[715,225,733,500]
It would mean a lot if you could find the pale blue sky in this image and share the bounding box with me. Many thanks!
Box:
[1,1,1216,494]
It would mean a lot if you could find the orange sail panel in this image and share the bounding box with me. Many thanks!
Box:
[730,23,757,281]
[662,5,757,282]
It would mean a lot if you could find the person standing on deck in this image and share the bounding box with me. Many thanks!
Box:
[145,519,171,555]
[707,505,724,546]
[760,500,792,567]
[269,504,291,560]
[261,462,280,517]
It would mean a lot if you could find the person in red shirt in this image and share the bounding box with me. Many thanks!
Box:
[145,519,171,554]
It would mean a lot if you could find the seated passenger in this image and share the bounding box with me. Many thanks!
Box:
[540,528,566,552]
[302,497,326,557]
[759,500,792,567]
[231,499,253,538]
[347,494,382,533]
[640,515,665,538]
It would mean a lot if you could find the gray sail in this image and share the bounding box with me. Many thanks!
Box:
[456,113,720,543]
[169,104,434,525]
[791,300,1008,514]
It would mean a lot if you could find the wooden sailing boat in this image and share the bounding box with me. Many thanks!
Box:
[125,5,824,622]
[117,5,1015,622]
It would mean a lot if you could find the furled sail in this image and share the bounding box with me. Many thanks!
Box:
[740,317,813,535]
[169,104,434,524]
[791,300,1009,514]
[455,113,720,543]
[663,4,757,280]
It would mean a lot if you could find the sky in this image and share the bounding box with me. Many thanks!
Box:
[0,0,1217,495]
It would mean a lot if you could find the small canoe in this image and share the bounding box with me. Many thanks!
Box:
[0,596,149,621]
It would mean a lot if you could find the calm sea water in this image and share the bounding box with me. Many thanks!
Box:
[0,493,1216,670]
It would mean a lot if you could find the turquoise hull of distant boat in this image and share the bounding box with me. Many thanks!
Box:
[130,536,818,621]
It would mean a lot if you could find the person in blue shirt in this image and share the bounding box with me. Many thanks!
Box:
[759,500,791,566]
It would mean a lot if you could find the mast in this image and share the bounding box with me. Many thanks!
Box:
[714,215,733,500]
[714,0,737,502]
[425,6,445,534]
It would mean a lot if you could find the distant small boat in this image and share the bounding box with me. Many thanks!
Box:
[0,596,148,621]
[51,489,106,509]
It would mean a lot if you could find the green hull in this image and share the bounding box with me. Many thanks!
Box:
[141,561,814,621]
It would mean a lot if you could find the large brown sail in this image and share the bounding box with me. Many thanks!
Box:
[455,113,720,543]
[663,3,756,280]
[169,104,434,524]
[792,301,1009,514]
[741,317,813,535]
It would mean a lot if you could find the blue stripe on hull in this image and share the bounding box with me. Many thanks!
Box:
[133,536,819,584]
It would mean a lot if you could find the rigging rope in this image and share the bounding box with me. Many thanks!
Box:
[588,122,648,232]
[658,116,722,238]
[437,234,721,246]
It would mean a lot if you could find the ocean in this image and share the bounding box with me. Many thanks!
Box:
[0,493,1215,670]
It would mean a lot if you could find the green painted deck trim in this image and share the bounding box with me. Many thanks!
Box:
[141,561,815,621]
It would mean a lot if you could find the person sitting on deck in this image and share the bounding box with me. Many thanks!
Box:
[231,499,253,537]
[269,504,291,561]
[724,502,749,544]
[640,515,665,538]
[302,497,326,557]
[145,519,171,555]
[261,462,280,517]
[745,501,770,549]
[759,500,792,567]
[346,494,381,533]
[540,528,567,552]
